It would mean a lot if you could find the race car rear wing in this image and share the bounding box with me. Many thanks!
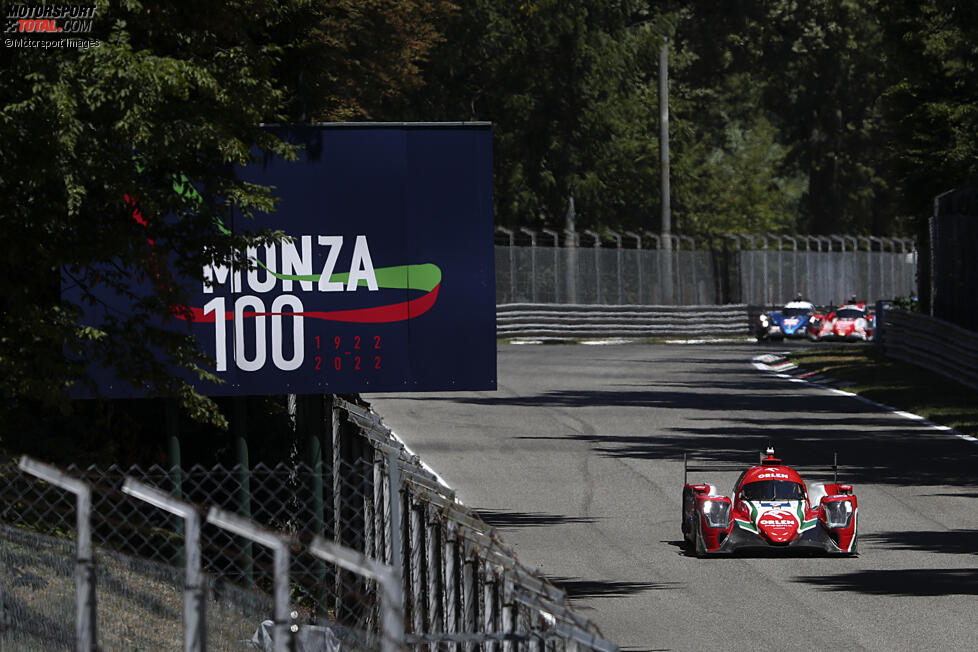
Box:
[684,452,839,485]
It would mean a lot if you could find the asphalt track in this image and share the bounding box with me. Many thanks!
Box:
[365,342,978,651]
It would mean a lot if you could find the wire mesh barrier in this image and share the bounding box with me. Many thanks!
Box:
[1,397,617,651]
[495,230,917,307]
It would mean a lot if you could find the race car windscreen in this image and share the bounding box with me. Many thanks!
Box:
[837,308,864,319]
[783,307,812,317]
[741,480,805,501]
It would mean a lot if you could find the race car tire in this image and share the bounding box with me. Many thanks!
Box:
[693,516,706,558]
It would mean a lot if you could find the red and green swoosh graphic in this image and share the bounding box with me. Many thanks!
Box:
[134,170,443,324]
[180,263,442,324]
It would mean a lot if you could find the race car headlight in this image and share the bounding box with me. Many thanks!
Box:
[701,500,731,529]
[822,500,853,528]
[759,314,769,327]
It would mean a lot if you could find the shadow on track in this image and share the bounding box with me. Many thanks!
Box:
[474,509,598,528]
[793,568,978,596]
[547,576,680,599]
[862,530,978,555]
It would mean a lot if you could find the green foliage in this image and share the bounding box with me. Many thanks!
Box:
[0,0,451,441]
[380,0,975,241]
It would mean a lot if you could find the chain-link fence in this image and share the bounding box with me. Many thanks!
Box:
[1,396,616,651]
[495,229,917,307]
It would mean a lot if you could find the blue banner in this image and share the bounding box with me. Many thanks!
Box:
[71,124,497,396]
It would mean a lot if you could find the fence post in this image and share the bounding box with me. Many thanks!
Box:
[679,236,696,303]
[520,227,538,303]
[207,508,295,652]
[483,563,497,652]
[582,230,601,304]
[565,198,578,303]
[444,520,459,650]
[501,572,516,652]
[409,495,425,635]
[18,457,97,652]
[233,397,254,588]
[122,477,206,652]
[497,226,515,303]
[461,542,478,652]
[425,505,443,648]
[385,451,405,618]
[624,231,642,304]
[308,536,404,652]
[542,229,560,302]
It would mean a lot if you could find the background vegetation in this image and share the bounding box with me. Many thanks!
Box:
[1,0,975,462]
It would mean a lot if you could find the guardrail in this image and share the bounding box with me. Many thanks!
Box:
[2,397,618,651]
[876,304,978,391]
[497,303,750,339]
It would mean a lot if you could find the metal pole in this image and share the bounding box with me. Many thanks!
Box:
[206,508,294,652]
[659,39,673,304]
[583,230,601,304]
[565,197,578,303]
[233,397,254,588]
[386,451,404,613]
[308,536,404,652]
[542,228,560,303]
[425,506,443,649]
[483,565,497,652]
[122,478,206,652]
[610,232,623,304]
[165,399,185,566]
[461,544,477,652]
[520,228,538,303]
[497,227,515,303]
[410,498,425,635]
[501,573,516,652]
[624,231,642,304]
[332,403,343,615]
[444,521,459,650]
[18,458,97,652]
[299,394,328,615]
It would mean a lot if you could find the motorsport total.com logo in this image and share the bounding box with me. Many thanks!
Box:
[6,4,96,34]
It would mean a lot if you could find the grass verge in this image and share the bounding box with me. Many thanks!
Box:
[787,345,978,438]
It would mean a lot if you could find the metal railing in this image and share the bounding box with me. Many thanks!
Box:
[875,303,978,391]
[497,303,750,340]
[1,397,617,650]
[496,229,917,306]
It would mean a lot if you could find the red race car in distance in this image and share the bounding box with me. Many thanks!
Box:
[682,448,858,556]
[808,299,875,341]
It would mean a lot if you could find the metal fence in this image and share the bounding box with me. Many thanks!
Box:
[495,229,917,307]
[497,303,750,340]
[1,397,616,651]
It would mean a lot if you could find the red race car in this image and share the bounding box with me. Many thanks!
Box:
[808,299,875,341]
[682,448,858,556]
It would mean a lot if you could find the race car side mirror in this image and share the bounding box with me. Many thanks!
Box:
[839,484,853,495]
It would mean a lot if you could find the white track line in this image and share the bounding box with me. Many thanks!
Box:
[752,353,977,446]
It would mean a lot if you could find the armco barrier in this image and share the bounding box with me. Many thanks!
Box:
[1,396,618,651]
[497,303,751,339]
[876,304,978,391]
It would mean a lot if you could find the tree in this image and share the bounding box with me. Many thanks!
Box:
[377,0,665,231]
[0,0,452,450]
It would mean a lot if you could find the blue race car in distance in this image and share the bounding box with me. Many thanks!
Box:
[756,299,816,341]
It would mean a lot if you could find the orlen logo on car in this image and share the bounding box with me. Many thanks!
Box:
[757,508,799,543]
